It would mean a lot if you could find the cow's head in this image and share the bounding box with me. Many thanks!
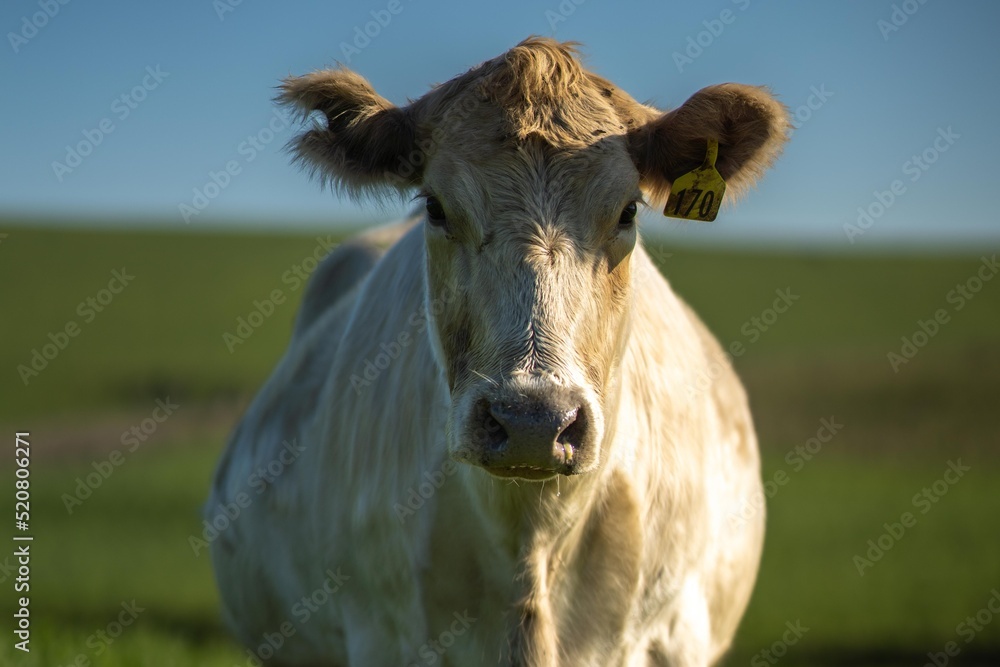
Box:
[281,38,788,481]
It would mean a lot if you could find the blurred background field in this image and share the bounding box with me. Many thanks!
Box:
[3,2,1000,664]
[0,224,997,666]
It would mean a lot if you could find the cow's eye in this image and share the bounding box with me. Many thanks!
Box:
[619,201,638,227]
[425,196,447,227]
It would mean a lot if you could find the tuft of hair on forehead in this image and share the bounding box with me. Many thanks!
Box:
[479,38,584,119]
[460,36,629,146]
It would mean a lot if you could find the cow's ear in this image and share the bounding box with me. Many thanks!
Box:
[278,68,420,197]
[628,84,790,208]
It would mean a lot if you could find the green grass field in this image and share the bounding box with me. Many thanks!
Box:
[1,224,998,665]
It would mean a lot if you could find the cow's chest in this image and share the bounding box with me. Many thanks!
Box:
[415,471,644,665]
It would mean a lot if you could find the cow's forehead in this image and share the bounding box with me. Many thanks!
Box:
[411,40,645,237]
[425,134,639,227]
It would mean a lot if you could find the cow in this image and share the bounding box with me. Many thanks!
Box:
[207,37,789,666]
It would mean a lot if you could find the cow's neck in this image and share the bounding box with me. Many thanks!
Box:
[456,460,641,665]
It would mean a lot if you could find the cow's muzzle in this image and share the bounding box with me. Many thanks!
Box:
[459,384,597,480]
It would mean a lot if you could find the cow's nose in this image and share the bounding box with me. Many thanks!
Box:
[470,390,591,478]
[488,401,579,452]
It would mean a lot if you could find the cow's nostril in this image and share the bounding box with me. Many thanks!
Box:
[556,407,586,447]
[476,400,509,451]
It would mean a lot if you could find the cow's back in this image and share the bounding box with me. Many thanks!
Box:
[293,219,419,335]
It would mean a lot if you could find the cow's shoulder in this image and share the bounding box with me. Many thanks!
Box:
[294,216,420,335]
[208,218,420,524]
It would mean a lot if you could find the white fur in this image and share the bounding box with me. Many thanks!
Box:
[209,37,782,667]
[208,218,764,666]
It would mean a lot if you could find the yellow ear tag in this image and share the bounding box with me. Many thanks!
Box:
[663,139,726,222]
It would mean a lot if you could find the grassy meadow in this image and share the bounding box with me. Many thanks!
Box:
[0,223,998,666]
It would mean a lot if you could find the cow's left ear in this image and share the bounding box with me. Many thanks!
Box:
[628,84,790,207]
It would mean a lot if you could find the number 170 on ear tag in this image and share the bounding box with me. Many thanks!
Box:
[664,139,726,222]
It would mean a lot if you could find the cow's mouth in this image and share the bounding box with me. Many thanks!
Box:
[484,464,563,481]
[479,452,578,481]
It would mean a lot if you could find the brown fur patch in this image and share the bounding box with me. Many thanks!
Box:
[460,38,631,147]
[385,36,643,158]
[509,547,558,666]
[627,83,791,206]
[277,69,418,196]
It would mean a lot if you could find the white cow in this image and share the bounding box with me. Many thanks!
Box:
[207,37,788,666]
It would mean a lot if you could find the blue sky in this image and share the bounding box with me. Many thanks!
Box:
[2,0,998,248]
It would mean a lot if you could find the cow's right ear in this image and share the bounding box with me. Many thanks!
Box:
[278,69,420,197]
